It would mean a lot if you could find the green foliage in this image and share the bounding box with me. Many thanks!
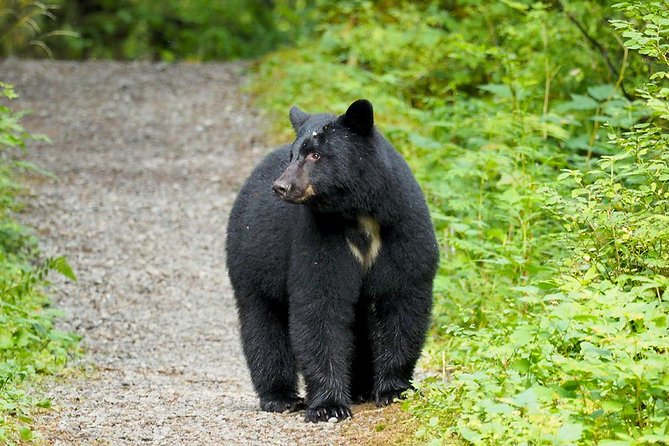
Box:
[0,1,78,58]
[408,117,669,444]
[611,1,669,121]
[548,125,669,280]
[52,0,288,60]
[407,2,669,444]
[1,0,311,61]
[0,83,78,444]
[253,0,669,444]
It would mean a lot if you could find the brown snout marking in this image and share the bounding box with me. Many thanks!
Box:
[296,184,317,202]
[274,162,316,203]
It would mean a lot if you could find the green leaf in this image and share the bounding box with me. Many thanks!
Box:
[511,387,539,410]
[0,329,14,349]
[568,94,599,110]
[652,314,667,328]
[36,399,52,408]
[19,428,33,441]
[500,187,522,204]
[479,83,513,99]
[49,256,77,282]
[500,0,530,11]
[510,358,531,373]
[588,84,616,101]
[557,423,584,442]
[510,326,534,347]
[458,425,483,444]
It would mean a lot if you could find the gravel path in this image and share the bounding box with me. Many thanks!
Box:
[1,60,351,445]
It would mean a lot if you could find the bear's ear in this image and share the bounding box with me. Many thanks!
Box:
[339,99,374,136]
[289,106,309,132]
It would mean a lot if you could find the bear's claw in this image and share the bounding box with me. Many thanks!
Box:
[260,397,305,413]
[305,404,352,423]
[352,390,373,404]
[375,387,409,407]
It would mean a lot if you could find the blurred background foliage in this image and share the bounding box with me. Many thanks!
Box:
[2,0,669,444]
[1,0,309,60]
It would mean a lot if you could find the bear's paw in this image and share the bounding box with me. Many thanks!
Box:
[374,387,409,407]
[304,404,352,423]
[260,397,305,413]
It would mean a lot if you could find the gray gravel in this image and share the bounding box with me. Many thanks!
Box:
[1,60,348,445]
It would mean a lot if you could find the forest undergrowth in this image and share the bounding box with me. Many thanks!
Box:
[0,82,78,445]
[252,1,669,444]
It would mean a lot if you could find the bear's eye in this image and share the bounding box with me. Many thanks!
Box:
[307,152,321,162]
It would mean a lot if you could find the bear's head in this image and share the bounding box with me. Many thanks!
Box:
[272,99,378,212]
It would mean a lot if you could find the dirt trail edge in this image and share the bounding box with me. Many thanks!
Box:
[2,60,353,445]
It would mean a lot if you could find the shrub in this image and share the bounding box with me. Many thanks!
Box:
[406,2,669,444]
[0,82,78,445]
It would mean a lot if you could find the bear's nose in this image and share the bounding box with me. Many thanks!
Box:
[272,180,291,196]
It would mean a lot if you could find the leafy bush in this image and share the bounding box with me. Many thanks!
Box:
[406,2,669,444]
[252,0,669,444]
[0,82,78,445]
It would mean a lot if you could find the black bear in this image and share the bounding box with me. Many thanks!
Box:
[226,99,439,423]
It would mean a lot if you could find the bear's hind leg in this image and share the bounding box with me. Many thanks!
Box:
[350,300,375,403]
[237,295,303,413]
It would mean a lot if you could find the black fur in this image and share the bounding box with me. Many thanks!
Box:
[226,99,439,422]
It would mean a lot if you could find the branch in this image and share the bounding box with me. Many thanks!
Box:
[553,0,632,100]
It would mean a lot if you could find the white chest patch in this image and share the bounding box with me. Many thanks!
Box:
[346,216,382,270]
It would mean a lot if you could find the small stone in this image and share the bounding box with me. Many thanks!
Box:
[328,417,338,423]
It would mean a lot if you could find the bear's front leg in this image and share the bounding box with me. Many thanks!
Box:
[370,283,433,407]
[288,244,362,423]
